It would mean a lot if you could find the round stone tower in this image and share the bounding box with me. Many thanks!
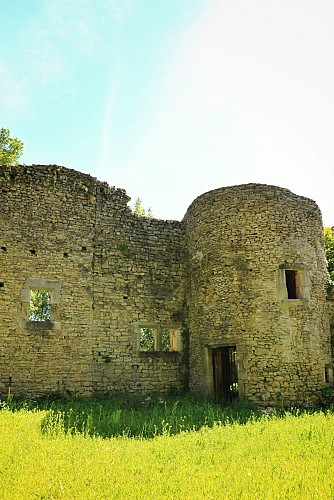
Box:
[183,184,331,406]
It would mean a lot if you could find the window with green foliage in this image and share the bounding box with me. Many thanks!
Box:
[29,290,51,321]
[140,328,155,351]
[22,278,61,330]
[139,328,182,352]
[161,329,171,350]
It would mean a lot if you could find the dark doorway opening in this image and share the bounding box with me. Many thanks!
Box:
[212,346,238,403]
[285,270,298,299]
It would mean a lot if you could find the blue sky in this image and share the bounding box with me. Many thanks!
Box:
[1,0,333,224]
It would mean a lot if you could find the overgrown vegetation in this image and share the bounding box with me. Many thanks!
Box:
[325,226,334,294]
[2,395,260,439]
[0,127,24,165]
[132,197,153,217]
[1,396,334,498]
[139,328,171,352]
[28,290,51,321]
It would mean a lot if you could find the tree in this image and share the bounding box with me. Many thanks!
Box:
[133,197,153,218]
[139,328,171,351]
[140,328,155,351]
[324,226,334,294]
[0,128,24,165]
[29,290,51,321]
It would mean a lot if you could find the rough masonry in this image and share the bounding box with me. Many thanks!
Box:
[0,165,332,406]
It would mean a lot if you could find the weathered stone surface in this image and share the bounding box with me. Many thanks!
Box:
[0,165,186,398]
[0,165,332,405]
[183,184,332,406]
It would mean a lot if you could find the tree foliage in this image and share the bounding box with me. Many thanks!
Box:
[29,290,51,321]
[324,226,334,294]
[140,328,155,351]
[133,198,153,218]
[140,328,170,351]
[0,128,24,165]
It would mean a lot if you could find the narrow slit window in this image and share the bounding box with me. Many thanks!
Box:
[325,367,330,384]
[324,366,333,384]
[29,290,51,321]
[285,270,298,299]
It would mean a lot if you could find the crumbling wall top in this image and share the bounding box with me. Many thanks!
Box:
[0,164,131,207]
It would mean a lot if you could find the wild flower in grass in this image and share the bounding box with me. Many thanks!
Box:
[161,420,172,436]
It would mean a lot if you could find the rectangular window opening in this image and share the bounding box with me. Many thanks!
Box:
[140,328,155,351]
[324,366,333,384]
[139,328,182,353]
[29,290,51,321]
[285,270,298,299]
[161,328,171,351]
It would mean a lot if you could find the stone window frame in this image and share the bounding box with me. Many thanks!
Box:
[22,278,61,330]
[277,263,310,304]
[133,323,183,354]
[203,340,245,401]
[324,364,333,385]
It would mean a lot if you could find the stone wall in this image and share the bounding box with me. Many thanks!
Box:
[0,165,331,405]
[91,183,187,395]
[183,184,331,406]
[0,165,186,398]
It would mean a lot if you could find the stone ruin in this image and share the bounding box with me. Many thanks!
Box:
[0,164,333,406]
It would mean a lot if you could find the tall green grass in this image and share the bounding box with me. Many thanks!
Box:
[1,397,334,499]
[38,395,261,438]
[2,395,262,438]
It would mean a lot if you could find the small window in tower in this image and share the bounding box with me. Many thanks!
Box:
[278,264,310,303]
[324,365,333,384]
[285,270,298,299]
[29,290,51,321]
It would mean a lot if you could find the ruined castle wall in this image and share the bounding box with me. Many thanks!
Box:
[91,187,187,395]
[1,165,331,404]
[328,297,334,362]
[183,184,331,406]
[0,165,96,397]
[0,165,186,398]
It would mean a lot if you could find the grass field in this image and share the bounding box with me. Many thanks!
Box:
[0,396,334,499]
